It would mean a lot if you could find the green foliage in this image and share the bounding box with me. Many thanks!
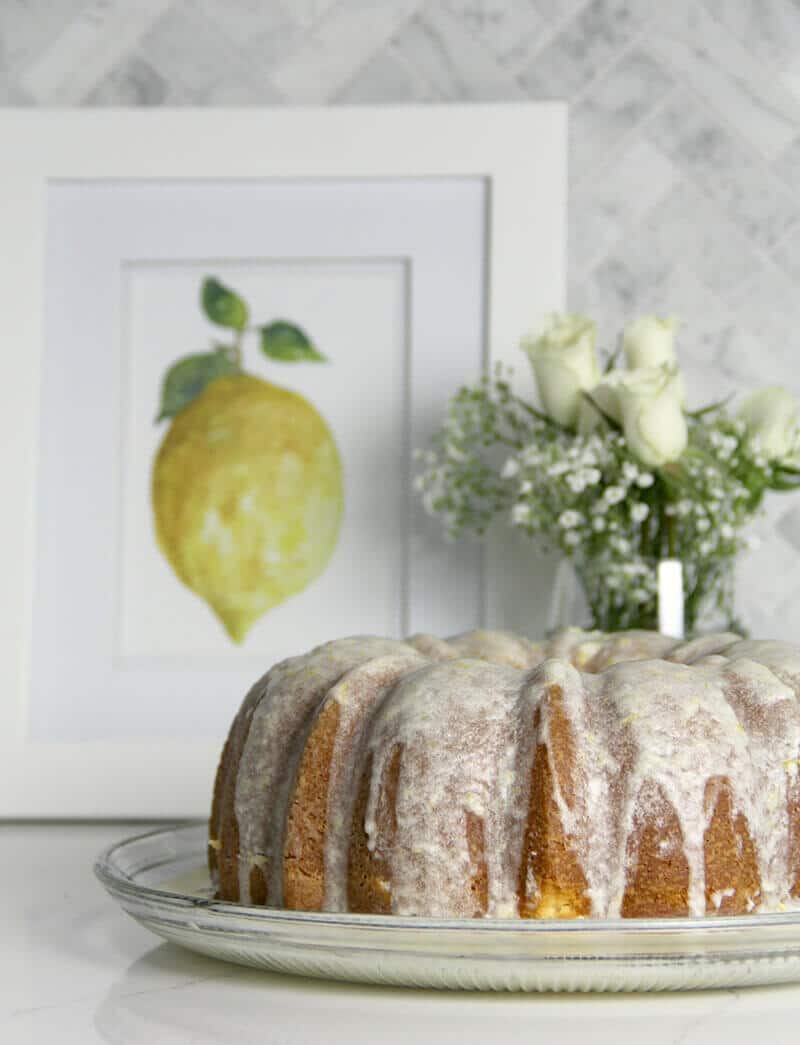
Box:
[156,349,239,420]
[201,277,249,331]
[415,369,775,632]
[260,321,326,362]
[157,279,328,422]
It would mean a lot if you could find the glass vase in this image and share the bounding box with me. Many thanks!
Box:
[552,553,739,636]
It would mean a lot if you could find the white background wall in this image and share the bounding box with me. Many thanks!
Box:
[3,0,800,637]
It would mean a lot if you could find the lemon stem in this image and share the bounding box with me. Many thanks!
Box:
[231,329,244,369]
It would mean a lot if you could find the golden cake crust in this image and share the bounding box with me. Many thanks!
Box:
[209,628,800,919]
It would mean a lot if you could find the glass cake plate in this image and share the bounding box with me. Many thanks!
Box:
[95,823,800,993]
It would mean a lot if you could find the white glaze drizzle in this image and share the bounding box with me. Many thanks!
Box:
[666,633,741,663]
[233,636,415,903]
[445,629,539,670]
[593,658,751,915]
[226,627,800,917]
[320,650,426,911]
[716,656,800,909]
[361,658,528,917]
[404,633,458,661]
[524,639,800,916]
[527,658,619,915]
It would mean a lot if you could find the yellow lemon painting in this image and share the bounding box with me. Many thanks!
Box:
[151,277,344,643]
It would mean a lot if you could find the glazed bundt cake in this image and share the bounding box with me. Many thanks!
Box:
[209,628,800,918]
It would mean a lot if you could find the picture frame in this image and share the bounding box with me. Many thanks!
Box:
[0,104,566,816]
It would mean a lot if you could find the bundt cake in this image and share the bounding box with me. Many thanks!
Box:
[209,627,800,919]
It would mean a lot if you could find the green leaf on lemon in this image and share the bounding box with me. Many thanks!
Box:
[260,321,326,362]
[201,277,249,331]
[156,350,239,421]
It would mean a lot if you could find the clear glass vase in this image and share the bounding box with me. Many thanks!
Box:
[550,553,739,636]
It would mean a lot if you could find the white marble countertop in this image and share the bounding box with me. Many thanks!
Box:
[3,822,800,1044]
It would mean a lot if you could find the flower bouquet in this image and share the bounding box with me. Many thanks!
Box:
[416,314,800,634]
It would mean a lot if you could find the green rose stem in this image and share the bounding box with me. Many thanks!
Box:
[665,512,677,558]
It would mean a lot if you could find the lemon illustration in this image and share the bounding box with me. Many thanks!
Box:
[152,373,343,642]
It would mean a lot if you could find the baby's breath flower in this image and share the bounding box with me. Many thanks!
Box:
[547,461,569,477]
[422,490,439,514]
[558,510,583,529]
[415,363,791,635]
[446,442,466,462]
[521,446,542,467]
[511,503,532,526]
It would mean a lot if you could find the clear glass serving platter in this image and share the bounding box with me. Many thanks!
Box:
[95,823,800,993]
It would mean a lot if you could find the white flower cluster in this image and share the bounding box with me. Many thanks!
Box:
[413,371,548,540]
[416,314,800,632]
[497,427,676,626]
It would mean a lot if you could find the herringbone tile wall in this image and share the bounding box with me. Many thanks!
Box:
[2,0,799,636]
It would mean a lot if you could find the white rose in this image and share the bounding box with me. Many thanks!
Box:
[623,315,679,370]
[598,366,688,467]
[591,363,686,421]
[739,386,800,462]
[521,313,600,428]
[619,368,688,467]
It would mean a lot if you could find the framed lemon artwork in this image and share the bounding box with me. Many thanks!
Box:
[0,106,566,815]
[151,276,343,646]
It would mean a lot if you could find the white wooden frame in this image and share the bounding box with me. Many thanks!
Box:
[0,105,566,817]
